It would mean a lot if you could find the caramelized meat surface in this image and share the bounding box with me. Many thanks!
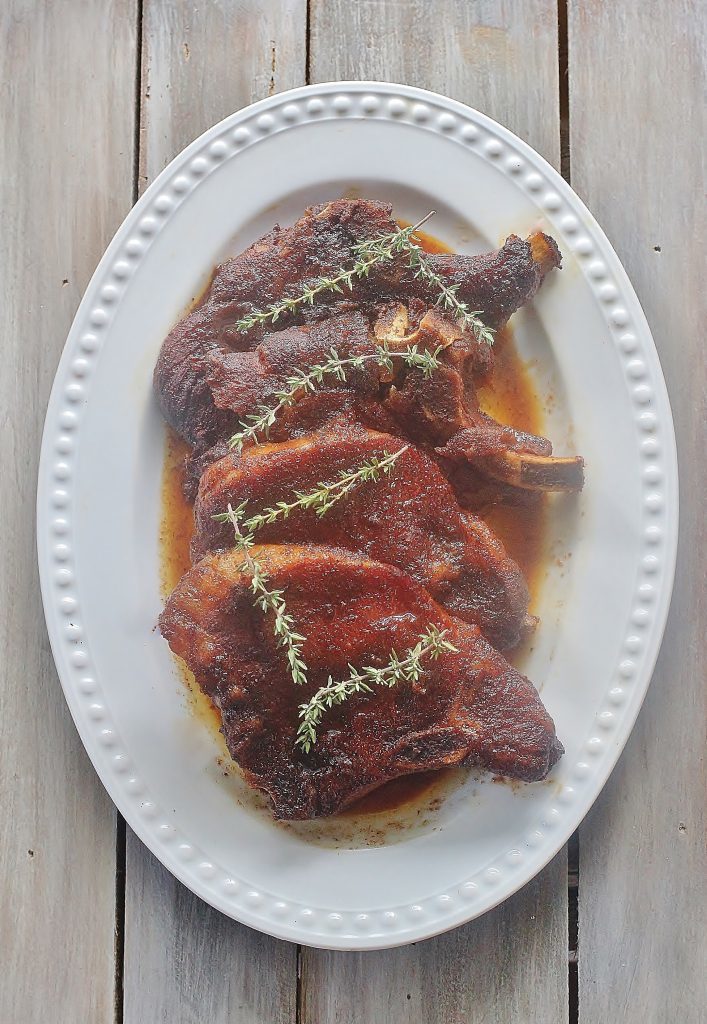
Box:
[154,198,560,454]
[180,304,583,498]
[154,199,578,816]
[209,199,560,336]
[193,426,531,650]
[160,546,563,819]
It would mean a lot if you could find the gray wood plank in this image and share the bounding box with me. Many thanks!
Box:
[568,3,707,1021]
[0,1,138,1021]
[305,3,569,1021]
[139,0,306,189]
[125,836,297,1024]
[123,3,305,1020]
[301,855,567,1024]
[310,0,561,166]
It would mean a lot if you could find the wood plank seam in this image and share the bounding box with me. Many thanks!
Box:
[557,0,571,182]
[557,5,579,1019]
[114,819,127,1024]
[114,5,145,1020]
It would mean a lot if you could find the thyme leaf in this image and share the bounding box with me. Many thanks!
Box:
[296,625,458,753]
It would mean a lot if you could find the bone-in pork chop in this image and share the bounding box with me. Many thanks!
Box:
[192,425,532,650]
[159,545,563,819]
[204,304,584,494]
[153,198,560,454]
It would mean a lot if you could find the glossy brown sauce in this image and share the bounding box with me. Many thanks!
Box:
[477,334,548,606]
[160,432,195,597]
[410,227,548,607]
[341,769,443,816]
[159,226,549,816]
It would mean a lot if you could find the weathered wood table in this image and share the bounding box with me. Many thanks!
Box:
[2,2,704,1021]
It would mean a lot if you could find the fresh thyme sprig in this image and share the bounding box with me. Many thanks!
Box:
[233,210,494,347]
[348,223,494,346]
[406,247,496,347]
[228,344,447,451]
[295,625,458,753]
[232,212,436,335]
[222,503,308,687]
[214,446,409,533]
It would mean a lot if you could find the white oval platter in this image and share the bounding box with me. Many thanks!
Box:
[37,83,678,949]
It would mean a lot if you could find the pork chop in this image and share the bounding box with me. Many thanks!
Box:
[204,303,584,494]
[159,545,563,819]
[192,425,532,650]
[154,198,560,456]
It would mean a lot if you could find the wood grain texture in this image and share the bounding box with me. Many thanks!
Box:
[304,4,569,1020]
[309,0,561,166]
[123,3,305,1020]
[124,834,297,1024]
[568,2,707,1021]
[139,0,306,189]
[0,1,138,1021]
[301,855,567,1024]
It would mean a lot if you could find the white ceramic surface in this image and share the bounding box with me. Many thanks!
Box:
[37,83,678,949]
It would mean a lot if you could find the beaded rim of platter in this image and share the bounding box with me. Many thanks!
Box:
[37,82,677,948]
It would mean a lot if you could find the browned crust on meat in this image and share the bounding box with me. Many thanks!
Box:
[160,545,563,819]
